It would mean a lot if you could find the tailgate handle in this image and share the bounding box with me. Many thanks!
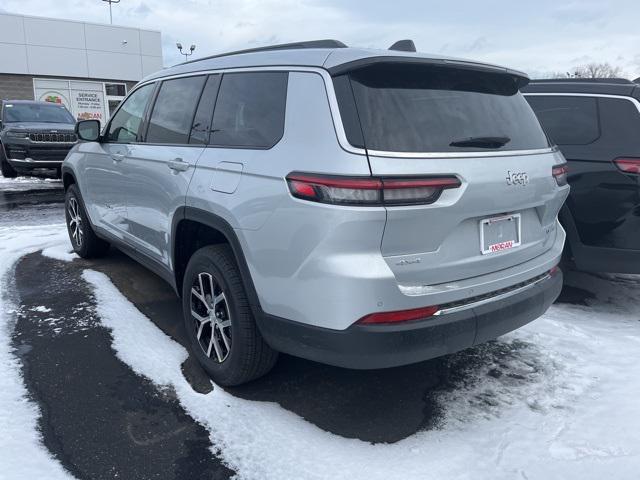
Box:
[168,158,189,172]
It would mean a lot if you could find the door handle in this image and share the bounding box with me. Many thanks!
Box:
[111,153,125,162]
[168,158,189,172]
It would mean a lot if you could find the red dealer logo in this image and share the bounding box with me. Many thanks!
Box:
[490,240,515,252]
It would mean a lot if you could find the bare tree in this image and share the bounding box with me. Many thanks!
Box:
[573,62,625,78]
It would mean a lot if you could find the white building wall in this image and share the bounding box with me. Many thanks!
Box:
[0,12,163,81]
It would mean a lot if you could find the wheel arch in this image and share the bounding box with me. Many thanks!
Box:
[61,165,77,191]
[172,207,262,314]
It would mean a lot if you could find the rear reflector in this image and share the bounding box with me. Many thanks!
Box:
[286,172,461,206]
[552,164,569,186]
[614,157,640,175]
[358,305,440,325]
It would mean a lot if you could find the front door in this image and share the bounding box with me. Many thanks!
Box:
[82,83,155,241]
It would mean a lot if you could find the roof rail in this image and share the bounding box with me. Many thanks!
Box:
[181,39,347,65]
[530,78,633,84]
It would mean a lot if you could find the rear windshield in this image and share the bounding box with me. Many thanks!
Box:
[3,103,75,124]
[334,63,551,153]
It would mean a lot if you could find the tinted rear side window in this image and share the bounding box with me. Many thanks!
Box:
[525,95,600,145]
[334,63,550,153]
[146,76,206,144]
[597,97,640,153]
[211,72,288,148]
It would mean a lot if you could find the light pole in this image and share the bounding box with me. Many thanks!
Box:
[101,0,120,24]
[177,43,196,61]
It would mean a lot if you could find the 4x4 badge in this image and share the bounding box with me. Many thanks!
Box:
[506,171,529,186]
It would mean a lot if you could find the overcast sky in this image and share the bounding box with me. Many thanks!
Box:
[2,0,639,79]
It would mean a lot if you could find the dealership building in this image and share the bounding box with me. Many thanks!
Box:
[0,12,163,123]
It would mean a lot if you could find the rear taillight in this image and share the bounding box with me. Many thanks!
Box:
[552,164,569,186]
[357,305,440,325]
[286,173,461,206]
[613,157,640,175]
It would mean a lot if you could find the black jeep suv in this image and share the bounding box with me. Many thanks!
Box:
[0,100,77,178]
[523,79,640,273]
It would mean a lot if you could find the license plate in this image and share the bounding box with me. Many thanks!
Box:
[480,214,521,255]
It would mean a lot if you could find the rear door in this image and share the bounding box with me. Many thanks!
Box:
[333,62,568,285]
[526,94,640,250]
[123,75,214,268]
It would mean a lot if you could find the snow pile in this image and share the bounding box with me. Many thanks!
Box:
[84,268,640,480]
[0,225,75,479]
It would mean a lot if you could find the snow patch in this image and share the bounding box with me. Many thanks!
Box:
[0,225,76,479]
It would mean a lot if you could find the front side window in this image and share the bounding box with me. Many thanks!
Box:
[211,72,288,148]
[3,103,75,124]
[334,63,551,153]
[525,95,600,145]
[106,83,154,143]
[146,76,206,144]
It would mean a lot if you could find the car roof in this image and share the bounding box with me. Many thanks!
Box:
[141,39,529,84]
[522,78,638,96]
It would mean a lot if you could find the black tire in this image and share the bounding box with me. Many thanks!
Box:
[0,144,18,178]
[65,184,110,258]
[182,245,278,386]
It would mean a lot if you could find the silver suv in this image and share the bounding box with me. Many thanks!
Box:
[63,40,569,386]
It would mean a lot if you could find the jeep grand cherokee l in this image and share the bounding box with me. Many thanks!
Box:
[62,40,569,385]
[0,100,77,178]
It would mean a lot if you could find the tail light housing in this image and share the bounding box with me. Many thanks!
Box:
[613,157,640,175]
[552,164,569,186]
[286,173,461,206]
[358,305,440,325]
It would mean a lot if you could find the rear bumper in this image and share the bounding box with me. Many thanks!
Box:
[257,269,562,369]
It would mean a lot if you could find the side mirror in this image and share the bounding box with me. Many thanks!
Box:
[75,119,101,142]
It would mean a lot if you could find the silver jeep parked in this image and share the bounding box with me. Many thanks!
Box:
[63,40,569,385]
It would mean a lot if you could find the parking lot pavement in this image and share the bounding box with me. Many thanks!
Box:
[2,178,640,480]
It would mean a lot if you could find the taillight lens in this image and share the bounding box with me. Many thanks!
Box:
[552,164,569,186]
[286,173,461,206]
[614,157,640,175]
[358,305,440,325]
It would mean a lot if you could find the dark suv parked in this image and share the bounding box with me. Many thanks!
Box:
[0,100,77,178]
[523,79,640,273]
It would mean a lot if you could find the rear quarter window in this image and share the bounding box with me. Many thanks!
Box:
[210,71,288,149]
[596,97,640,153]
[525,95,600,145]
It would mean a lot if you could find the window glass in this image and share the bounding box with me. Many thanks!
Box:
[105,83,126,96]
[525,95,599,145]
[597,97,640,151]
[106,84,154,143]
[3,103,75,124]
[211,72,288,148]
[338,63,550,153]
[146,76,206,144]
[189,75,221,145]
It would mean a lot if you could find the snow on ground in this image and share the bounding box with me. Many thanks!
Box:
[2,222,640,480]
[0,175,61,191]
[83,269,640,479]
[0,225,75,480]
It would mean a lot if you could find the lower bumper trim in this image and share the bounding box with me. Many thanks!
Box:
[257,271,563,369]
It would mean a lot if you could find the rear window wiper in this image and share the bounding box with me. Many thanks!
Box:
[449,136,511,148]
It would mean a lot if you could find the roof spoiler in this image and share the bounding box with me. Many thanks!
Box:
[389,40,416,52]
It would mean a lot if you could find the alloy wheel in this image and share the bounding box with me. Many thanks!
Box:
[68,197,84,247]
[190,272,232,363]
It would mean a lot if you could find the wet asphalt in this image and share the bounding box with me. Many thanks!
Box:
[1,174,592,479]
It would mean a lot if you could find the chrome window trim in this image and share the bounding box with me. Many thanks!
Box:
[523,92,640,114]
